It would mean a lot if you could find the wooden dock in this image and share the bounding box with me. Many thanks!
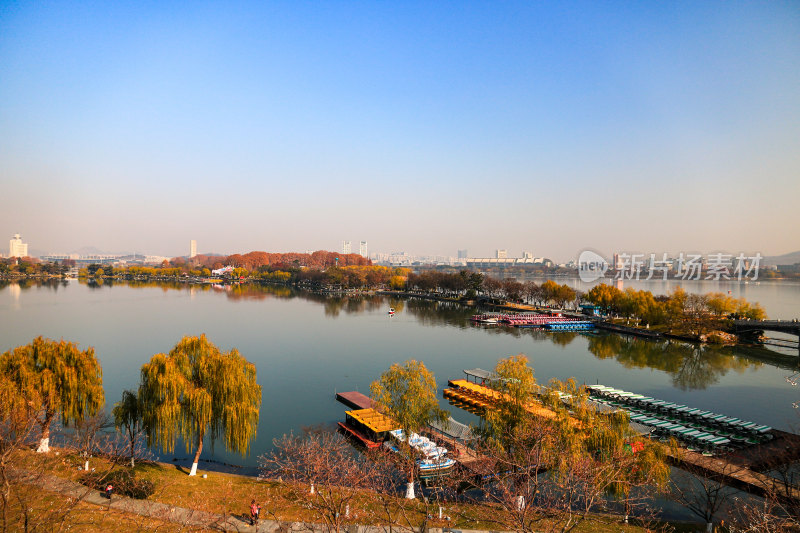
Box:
[426,425,491,476]
[669,429,800,501]
[670,447,800,501]
[335,391,374,410]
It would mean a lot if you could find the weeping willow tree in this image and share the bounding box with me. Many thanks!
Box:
[370,359,446,499]
[543,378,671,526]
[469,356,671,531]
[138,334,261,476]
[480,354,540,450]
[0,337,104,453]
[112,389,143,468]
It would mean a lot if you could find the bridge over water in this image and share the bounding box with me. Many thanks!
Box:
[732,319,800,355]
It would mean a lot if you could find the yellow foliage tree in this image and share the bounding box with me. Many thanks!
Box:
[370,360,445,499]
[0,337,104,453]
[139,334,261,476]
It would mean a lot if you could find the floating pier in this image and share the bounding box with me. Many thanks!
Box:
[335,391,374,410]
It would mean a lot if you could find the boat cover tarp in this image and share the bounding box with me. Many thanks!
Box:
[463,368,495,381]
[346,408,398,433]
[628,421,655,436]
[587,400,617,413]
[430,416,477,441]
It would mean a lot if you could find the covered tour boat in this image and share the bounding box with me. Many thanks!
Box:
[338,408,396,449]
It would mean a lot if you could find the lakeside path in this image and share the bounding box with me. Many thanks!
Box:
[26,468,264,532]
[28,468,502,533]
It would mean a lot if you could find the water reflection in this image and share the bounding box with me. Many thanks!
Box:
[6,280,792,393]
[110,282,800,388]
[0,279,67,291]
[587,334,761,389]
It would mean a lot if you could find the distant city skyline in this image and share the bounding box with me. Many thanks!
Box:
[4,229,798,266]
[1,3,798,259]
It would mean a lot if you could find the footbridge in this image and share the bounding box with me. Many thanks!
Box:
[732,320,800,354]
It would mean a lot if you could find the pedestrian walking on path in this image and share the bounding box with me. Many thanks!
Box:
[105,483,113,499]
[249,499,261,526]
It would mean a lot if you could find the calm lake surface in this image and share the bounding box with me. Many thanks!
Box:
[1,279,799,471]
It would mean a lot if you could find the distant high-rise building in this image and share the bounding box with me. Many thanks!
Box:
[457,249,468,259]
[342,240,352,255]
[359,241,368,258]
[190,240,197,258]
[522,251,533,259]
[9,234,28,258]
[496,249,507,259]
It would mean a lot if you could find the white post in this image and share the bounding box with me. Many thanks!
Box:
[189,462,198,476]
[345,504,350,518]
[439,506,442,519]
[310,482,315,495]
[84,460,89,471]
[405,482,415,499]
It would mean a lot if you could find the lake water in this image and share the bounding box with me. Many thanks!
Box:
[1,279,799,473]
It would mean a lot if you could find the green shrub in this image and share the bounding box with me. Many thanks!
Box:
[80,468,155,499]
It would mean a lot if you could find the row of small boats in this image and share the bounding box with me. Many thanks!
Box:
[588,384,773,452]
[470,312,594,330]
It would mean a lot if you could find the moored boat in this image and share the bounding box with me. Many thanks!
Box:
[386,429,457,475]
[337,408,396,449]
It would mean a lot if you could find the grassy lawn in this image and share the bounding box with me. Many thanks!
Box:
[7,447,703,532]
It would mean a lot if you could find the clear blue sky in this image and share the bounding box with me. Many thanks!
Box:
[1,1,798,260]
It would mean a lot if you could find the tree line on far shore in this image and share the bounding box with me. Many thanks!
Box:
[584,284,766,330]
[4,249,769,336]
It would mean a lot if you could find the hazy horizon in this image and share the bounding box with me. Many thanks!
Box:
[2,2,798,261]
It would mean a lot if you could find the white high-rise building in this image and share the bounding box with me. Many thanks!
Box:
[359,241,368,258]
[496,249,508,259]
[190,240,197,258]
[341,241,352,255]
[9,234,28,258]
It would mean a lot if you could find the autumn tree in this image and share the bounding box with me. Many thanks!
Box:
[262,431,378,533]
[502,280,525,303]
[706,292,735,316]
[0,337,104,453]
[734,298,767,320]
[0,372,40,531]
[468,360,671,533]
[138,334,261,476]
[482,277,502,300]
[0,371,129,533]
[586,283,622,313]
[668,462,742,533]
[480,354,540,448]
[370,360,446,499]
[112,389,145,468]
[553,283,576,309]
